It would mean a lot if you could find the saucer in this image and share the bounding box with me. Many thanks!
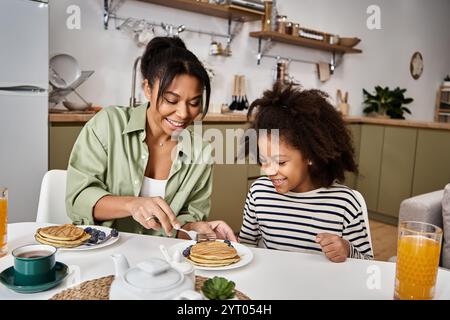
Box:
[0,262,69,294]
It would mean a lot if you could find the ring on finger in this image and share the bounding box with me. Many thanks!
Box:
[145,215,156,222]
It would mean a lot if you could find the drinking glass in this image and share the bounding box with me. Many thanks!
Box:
[0,187,8,257]
[394,221,442,300]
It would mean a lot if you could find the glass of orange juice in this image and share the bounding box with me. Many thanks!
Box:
[394,221,442,300]
[0,187,7,257]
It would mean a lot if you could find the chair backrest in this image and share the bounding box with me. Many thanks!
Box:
[36,170,72,224]
[353,189,373,250]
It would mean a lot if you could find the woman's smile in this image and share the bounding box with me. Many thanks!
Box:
[164,117,187,129]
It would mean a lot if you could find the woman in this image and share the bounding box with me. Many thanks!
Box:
[66,37,236,241]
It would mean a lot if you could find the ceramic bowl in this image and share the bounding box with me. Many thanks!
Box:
[63,101,92,111]
[339,37,361,47]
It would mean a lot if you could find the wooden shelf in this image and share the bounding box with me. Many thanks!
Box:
[139,0,263,22]
[250,31,362,54]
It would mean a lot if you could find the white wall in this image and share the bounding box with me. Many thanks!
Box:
[49,0,450,120]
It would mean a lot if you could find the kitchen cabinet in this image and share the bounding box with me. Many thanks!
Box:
[49,122,84,170]
[344,124,361,189]
[412,129,450,196]
[377,127,417,222]
[201,123,251,233]
[356,125,384,212]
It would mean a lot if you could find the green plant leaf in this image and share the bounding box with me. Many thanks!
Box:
[201,276,236,300]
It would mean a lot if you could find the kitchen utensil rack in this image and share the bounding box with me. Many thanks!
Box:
[250,31,361,72]
[103,0,261,46]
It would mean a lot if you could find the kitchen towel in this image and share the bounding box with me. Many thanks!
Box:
[317,62,330,82]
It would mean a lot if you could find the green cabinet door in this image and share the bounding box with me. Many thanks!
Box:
[412,129,450,195]
[49,123,84,170]
[201,123,249,233]
[377,127,417,219]
[356,125,384,212]
[344,124,361,189]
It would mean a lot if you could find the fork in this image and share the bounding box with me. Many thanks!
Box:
[174,226,216,242]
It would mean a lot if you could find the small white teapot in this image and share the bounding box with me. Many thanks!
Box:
[110,253,202,300]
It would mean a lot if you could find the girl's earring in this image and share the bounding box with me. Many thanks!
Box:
[308,160,313,166]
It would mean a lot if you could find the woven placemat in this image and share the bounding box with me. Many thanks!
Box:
[50,275,250,300]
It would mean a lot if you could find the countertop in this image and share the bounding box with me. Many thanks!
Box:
[48,112,450,130]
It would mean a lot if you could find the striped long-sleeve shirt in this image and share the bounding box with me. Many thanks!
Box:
[238,177,373,260]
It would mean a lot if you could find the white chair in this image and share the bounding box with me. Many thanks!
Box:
[36,170,72,224]
[353,189,373,250]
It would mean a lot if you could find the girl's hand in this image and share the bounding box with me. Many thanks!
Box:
[180,220,237,242]
[127,196,180,235]
[316,233,350,263]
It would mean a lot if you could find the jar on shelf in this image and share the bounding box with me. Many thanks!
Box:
[291,23,300,36]
[262,0,273,32]
[276,15,287,34]
[285,22,293,35]
[276,60,287,82]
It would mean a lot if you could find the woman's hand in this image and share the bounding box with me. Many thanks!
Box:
[316,233,350,263]
[180,220,237,242]
[126,196,180,235]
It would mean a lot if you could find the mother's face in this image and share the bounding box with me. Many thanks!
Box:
[144,74,203,136]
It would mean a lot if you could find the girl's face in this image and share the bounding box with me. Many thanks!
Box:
[258,134,315,194]
[144,74,203,136]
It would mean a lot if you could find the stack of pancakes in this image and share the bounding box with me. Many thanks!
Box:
[35,224,91,248]
[188,241,240,267]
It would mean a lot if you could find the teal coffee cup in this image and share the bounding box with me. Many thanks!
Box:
[12,244,57,286]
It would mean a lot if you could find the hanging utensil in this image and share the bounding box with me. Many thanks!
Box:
[229,75,238,110]
[241,75,249,110]
[237,75,245,111]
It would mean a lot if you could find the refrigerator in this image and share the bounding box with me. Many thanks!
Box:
[0,0,49,223]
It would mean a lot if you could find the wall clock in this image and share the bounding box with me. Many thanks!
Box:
[410,52,423,80]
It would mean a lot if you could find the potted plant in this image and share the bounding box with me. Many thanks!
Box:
[444,75,450,87]
[362,86,413,119]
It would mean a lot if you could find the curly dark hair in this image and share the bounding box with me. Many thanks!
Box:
[247,82,357,188]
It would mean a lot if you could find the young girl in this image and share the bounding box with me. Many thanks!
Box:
[238,83,373,262]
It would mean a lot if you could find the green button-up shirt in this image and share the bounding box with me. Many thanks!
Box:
[65,103,213,237]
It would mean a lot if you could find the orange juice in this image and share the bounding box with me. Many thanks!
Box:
[395,235,441,300]
[0,197,7,257]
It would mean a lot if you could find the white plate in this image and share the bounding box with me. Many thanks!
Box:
[168,240,253,271]
[49,54,81,89]
[37,225,119,251]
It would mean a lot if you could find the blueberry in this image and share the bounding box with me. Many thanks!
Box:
[84,227,92,233]
[224,240,231,245]
[110,229,119,237]
[98,231,106,240]
[89,234,98,243]
[182,245,193,257]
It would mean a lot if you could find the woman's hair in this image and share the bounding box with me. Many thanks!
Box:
[140,37,211,114]
[247,82,357,187]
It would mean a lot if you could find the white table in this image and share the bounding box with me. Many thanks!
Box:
[1,222,450,300]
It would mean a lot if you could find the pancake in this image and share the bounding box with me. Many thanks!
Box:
[187,257,239,267]
[35,224,91,248]
[190,241,238,259]
[187,241,240,267]
[35,232,91,248]
[37,224,85,241]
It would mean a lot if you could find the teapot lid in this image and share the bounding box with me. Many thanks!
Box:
[124,258,183,291]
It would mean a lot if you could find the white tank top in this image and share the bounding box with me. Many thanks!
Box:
[139,176,168,198]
